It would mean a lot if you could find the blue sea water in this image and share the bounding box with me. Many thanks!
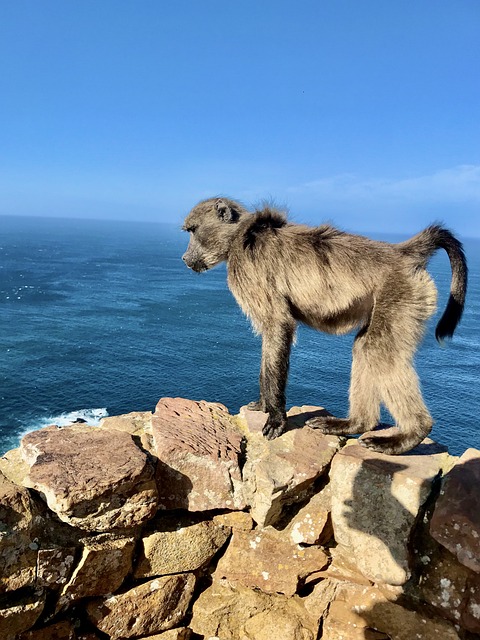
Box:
[0,215,478,456]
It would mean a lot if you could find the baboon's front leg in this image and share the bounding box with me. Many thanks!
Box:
[258,321,295,440]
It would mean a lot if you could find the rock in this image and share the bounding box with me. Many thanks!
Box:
[18,621,76,639]
[213,510,254,531]
[302,578,343,625]
[0,447,30,486]
[241,408,340,527]
[322,581,461,640]
[99,411,155,454]
[86,573,196,639]
[214,526,328,596]
[21,425,158,531]
[136,631,192,640]
[36,547,76,589]
[323,600,390,639]
[324,547,373,586]
[430,448,480,573]
[330,442,450,585]
[239,404,332,435]
[99,411,153,435]
[190,579,318,639]
[414,540,480,633]
[57,534,135,607]
[462,578,480,634]
[286,483,332,545]
[134,514,230,579]
[152,398,246,511]
[0,471,38,593]
[0,590,46,640]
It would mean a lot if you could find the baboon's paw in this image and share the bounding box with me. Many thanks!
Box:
[359,433,412,455]
[262,416,287,440]
[305,416,330,432]
[246,400,265,412]
[306,416,358,436]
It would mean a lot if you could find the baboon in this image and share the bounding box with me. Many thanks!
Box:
[182,197,467,455]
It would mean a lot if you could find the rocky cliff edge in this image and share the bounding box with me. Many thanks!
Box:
[1,398,479,639]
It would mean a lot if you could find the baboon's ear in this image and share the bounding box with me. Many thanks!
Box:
[215,198,237,223]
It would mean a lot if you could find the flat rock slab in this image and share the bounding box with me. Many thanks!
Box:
[242,418,340,527]
[239,403,332,435]
[152,398,246,511]
[99,411,153,435]
[215,526,328,596]
[430,448,480,573]
[87,573,196,639]
[135,513,230,579]
[21,426,158,531]
[330,441,451,585]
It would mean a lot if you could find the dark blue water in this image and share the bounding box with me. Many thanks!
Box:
[1,215,478,456]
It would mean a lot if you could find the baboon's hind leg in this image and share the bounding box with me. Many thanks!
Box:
[307,333,381,436]
[358,287,434,454]
[360,363,433,455]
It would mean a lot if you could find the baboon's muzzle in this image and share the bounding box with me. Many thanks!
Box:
[182,252,207,273]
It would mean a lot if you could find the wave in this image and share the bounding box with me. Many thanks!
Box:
[19,408,109,440]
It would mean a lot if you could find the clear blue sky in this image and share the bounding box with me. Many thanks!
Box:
[1,1,479,235]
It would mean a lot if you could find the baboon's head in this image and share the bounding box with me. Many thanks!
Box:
[182,197,247,272]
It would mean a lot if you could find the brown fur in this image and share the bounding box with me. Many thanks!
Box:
[182,197,468,454]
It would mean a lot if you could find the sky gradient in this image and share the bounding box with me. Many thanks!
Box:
[1,1,479,235]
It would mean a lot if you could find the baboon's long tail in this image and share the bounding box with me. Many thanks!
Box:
[400,225,468,342]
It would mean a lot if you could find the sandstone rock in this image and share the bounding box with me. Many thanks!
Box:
[241,410,340,527]
[239,404,332,435]
[58,534,135,607]
[0,447,30,486]
[325,547,373,586]
[430,447,480,573]
[322,581,461,640]
[87,573,196,639]
[134,513,230,578]
[18,621,76,639]
[322,600,390,639]
[0,590,46,640]
[0,471,38,593]
[302,578,343,624]
[21,426,158,531]
[152,398,246,511]
[330,442,450,585]
[213,510,254,531]
[100,410,155,454]
[214,526,328,596]
[136,630,192,640]
[99,410,153,435]
[190,579,318,639]
[414,540,480,633]
[462,577,480,634]
[36,547,76,588]
[287,483,332,545]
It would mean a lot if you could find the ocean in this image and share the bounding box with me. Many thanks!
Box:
[0,215,478,456]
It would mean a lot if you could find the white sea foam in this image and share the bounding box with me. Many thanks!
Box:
[19,408,109,440]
